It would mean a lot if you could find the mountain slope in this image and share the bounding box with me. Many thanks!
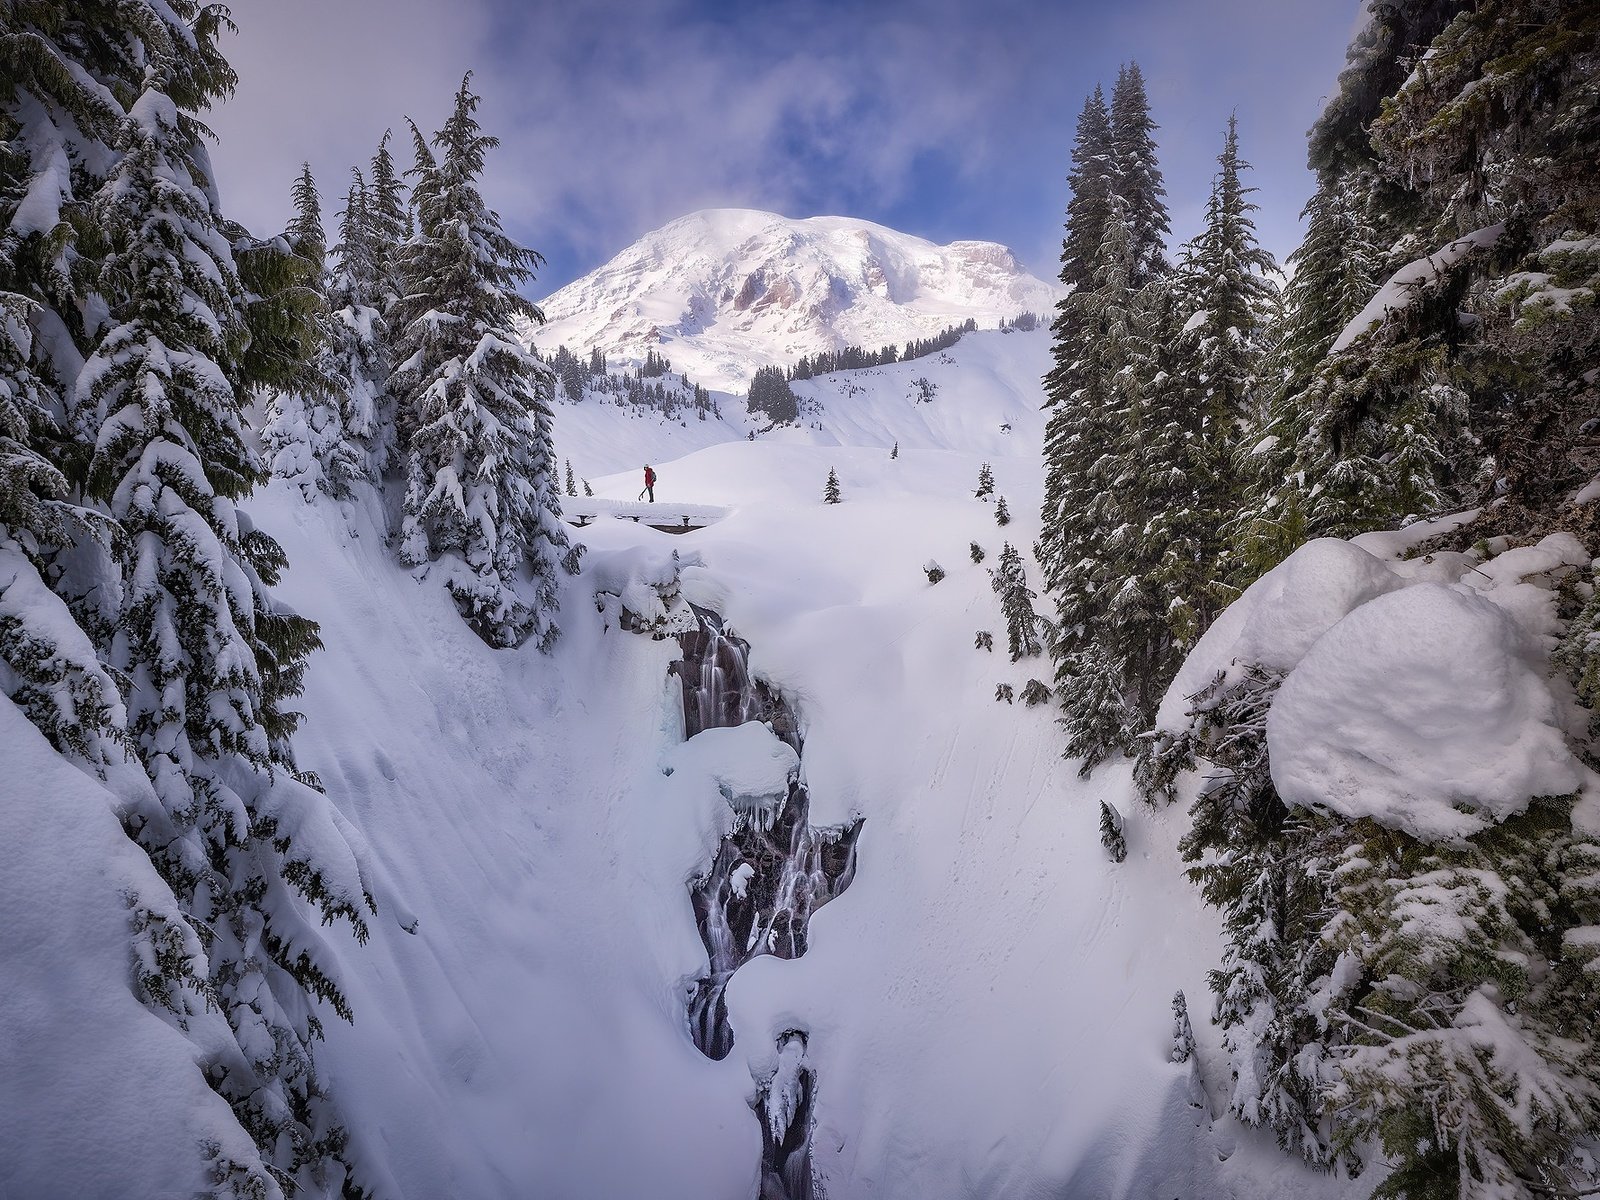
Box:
[550,326,1052,482]
[527,209,1060,390]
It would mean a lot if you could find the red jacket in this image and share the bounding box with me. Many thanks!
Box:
[644,467,656,487]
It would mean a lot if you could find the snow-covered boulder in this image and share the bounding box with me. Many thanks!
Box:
[669,722,799,828]
[1156,538,1403,731]
[586,544,701,635]
[1266,583,1584,842]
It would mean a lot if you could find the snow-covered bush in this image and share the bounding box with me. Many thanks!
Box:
[924,560,945,585]
[1099,799,1126,863]
[1154,529,1600,1181]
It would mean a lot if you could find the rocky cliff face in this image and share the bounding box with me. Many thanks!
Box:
[525,208,1060,390]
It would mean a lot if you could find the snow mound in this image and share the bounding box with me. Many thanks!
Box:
[1266,584,1584,841]
[0,697,258,1199]
[670,722,800,821]
[1157,538,1402,730]
[584,540,701,635]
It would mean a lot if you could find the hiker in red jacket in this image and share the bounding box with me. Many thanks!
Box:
[643,464,656,503]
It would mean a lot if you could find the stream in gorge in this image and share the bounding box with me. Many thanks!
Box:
[670,605,862,1198]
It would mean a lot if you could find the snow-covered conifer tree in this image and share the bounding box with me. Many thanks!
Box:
[990,542,1041,661]
[65,14,372,1193]
[823,467,841,504]
[975,461,994,499]
[262,165,367,499]
[390,75,579,649]
[1145,117,1278,646]
[0,292,125,771]
[1108,62,1170,288]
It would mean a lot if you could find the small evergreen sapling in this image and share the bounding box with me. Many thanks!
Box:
[995,495,1011,526]
[995,683,1014,704]
[975,462,995,499]
[1100,799,1128,863]
[890,441,899,459]
[974,630,994,652]
[1021,678,1051,706]
[823,467,841,504]
[924,560,945,585]
[583,478,594,497]
[970,541,985,564]
[565,459,577,496]
[1170,989,1195,1062]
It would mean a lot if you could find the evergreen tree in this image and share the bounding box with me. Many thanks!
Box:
[1232,175,1382,580]
[1100,800,1127,863]
[366,128,410,305]
[1172,669,1345,1167]
[1020,678,1052,706]
[390,75,579,649]
[1148,117,1279,639]
[1040,67,1183,775]
[994,494,1010,525]
[1108,62,1171,288]
[890,440,898,459]
[262,165,366,499]
[1052,203,1161,767]
[1040,85,1117,652]
[990,542,1041,661]
[52,13,373,1193]
[1059,86,1115,295]
[823,466,841,504]
[565,458,576,496]
[0,291,124,772]
[975,461,994,499]
[326,170,389,484]
[1329,801,1600,1199]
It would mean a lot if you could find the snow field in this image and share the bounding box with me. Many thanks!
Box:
[251,329,1370,1198]
[2,326,1374,1199]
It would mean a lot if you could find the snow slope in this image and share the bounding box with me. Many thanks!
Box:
[235,353,1364,1199]
[527,209,1061,390]
[6,324,1369,1199]
[0,700,264,1200]
[551,325,1051,483]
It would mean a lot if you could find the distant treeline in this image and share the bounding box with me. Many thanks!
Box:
[538,344,720,420]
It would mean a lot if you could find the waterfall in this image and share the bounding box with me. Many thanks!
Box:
[671,605,861,1198]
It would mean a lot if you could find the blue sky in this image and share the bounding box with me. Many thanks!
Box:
[210,0,1360,296]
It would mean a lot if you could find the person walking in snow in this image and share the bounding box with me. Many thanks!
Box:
[643,463,656,503]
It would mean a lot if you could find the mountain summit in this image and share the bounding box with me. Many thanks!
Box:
[525,208,1060,390]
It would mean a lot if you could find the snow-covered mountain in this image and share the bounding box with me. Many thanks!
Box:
[526,208,1061,390]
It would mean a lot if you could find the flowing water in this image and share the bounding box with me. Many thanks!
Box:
[671,606,861,1195]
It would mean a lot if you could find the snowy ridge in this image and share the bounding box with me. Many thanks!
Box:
[526,209,1061,390]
